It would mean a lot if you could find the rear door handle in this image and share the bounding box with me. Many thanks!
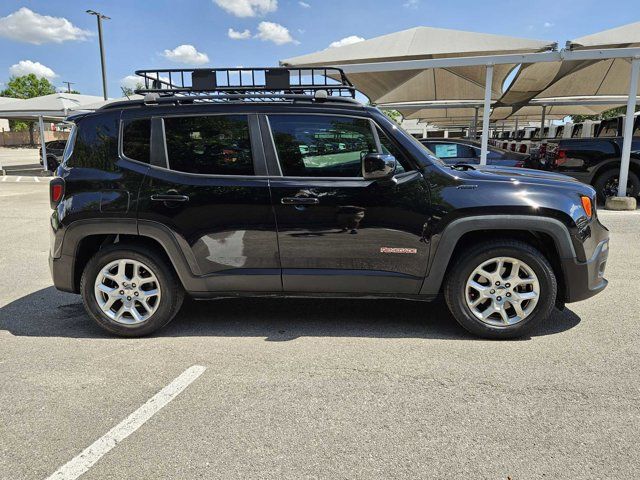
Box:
[151,194,190,202]
[281,197,319,205]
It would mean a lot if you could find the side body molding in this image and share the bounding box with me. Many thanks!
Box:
[419,215,576,296]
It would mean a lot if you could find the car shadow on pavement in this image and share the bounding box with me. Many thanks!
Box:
[0,286,582,341]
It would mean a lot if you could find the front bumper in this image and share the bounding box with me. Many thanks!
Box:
[561,238,609,303]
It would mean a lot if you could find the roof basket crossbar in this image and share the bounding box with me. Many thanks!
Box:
[134,67,357,100]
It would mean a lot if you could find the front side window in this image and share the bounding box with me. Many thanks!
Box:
[268,115,376,177]
[122,119,151,163]
[164,115,253,175]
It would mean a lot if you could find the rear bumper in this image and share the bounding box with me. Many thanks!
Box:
[561,238,609,303]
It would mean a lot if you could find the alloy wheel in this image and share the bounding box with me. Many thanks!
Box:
[465,256,540,327]
[93,259,161,325]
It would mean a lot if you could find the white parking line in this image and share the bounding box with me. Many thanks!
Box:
[15,176,21,182]
[45,365,207,480]
[34,176,40,182]
[1,176,6,182]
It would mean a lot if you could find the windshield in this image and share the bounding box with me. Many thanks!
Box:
[373,111,446,166]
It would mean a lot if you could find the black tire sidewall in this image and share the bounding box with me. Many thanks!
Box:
[594,170,640,204]
[81,245,181,337]
[445,242,557,339]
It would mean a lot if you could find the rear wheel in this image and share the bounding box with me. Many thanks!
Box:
[81,244,184,337]
[592,169,640,205]
[444,240,556,339]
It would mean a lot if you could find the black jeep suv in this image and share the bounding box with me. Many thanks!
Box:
[49,68,609,339]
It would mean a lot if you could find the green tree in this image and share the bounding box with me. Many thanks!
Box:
[382,109,403,124]
[1,74,57,144]
[121,82,143,97]
[571,105,639,123]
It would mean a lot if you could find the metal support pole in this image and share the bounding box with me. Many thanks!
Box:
[97,15,107,100]
[472,106,479,139]
[540,105,547,139]
[617,57,640,197]
[39,116,48,172]
[87,10,110,101]
[515,118,519,135]
[480,65,494,165]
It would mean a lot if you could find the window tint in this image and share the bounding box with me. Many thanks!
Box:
[66,111,119,171]
[269,115,376,177]
[376,127,411,174]
[122,119,151,163]
[163,115,253,175]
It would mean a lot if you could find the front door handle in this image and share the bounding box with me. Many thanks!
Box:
[281,197,319,205]
[151,193,190,202]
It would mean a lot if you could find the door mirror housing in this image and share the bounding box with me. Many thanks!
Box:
[362,153,397,180]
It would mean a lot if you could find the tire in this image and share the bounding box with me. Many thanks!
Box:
[592,169,640,205]
[444,240,557,339]
[80,244,184,337]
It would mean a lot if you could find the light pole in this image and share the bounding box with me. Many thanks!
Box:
[86,10,110,100]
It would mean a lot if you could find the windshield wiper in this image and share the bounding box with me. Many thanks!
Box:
[450,162,476,171]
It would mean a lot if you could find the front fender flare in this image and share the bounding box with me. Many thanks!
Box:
[419,215,576,296]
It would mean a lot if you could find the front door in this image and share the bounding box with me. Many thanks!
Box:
[136,112,280,292]
[265,113,432,294]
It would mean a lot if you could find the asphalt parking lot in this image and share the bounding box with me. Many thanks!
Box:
[1,181,639,480]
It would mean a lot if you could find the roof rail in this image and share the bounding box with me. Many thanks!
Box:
[133,67,357,99]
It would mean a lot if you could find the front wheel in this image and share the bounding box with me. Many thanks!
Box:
[592,169,640,205]
[81,244,184,337]
[444,240,557,339]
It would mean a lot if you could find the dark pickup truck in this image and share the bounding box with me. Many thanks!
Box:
[536,116,640,203]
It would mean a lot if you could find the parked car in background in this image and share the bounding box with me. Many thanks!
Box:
[421,138,528,167]
[39,140,67,171]
[540,115,640,203]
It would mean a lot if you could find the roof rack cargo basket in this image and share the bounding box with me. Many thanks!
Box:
[134,67,357,99]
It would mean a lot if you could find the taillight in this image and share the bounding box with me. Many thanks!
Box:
[50,178,65,209]
[555,148,568,167]
[519,144,527,153]
[581,195,593,218]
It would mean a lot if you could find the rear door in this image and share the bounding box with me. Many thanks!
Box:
[136,111,280,293]
[264,112,432,294]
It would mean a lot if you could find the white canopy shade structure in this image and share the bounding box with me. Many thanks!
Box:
[281,27,554,105]
[82,94,145,110]
[0,93,105,170]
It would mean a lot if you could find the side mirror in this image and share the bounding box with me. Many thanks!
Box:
[362,153,397,180]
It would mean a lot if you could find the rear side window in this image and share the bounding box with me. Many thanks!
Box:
[268,114,376,177]
[163,115,253,175]
[122,119,151,163]
[598,120,618,137]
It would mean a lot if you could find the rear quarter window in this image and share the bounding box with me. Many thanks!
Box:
[66,111,119,171]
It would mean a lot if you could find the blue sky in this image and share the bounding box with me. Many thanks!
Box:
[0,0,638,98]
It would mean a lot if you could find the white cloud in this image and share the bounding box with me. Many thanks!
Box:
[256,21,297,45]
[299,1,310,7]
[120,75,143,90]
[403,0,419,8]
[9,60,57,80]
[328,35,365,49]
[228,28,251,39]
[213,0,277,17]
[544,22,554,28]
[0,7,91,45]
[162,44,210,65]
